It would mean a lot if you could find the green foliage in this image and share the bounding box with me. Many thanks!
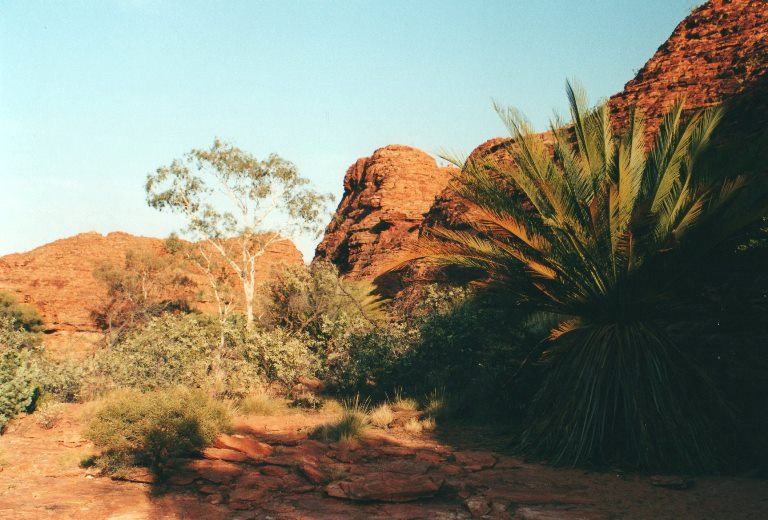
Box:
[323,326,409,397]
[242,327,318,388]
[94,313,315,395]
[265,261,387,336]
[0,292,44,333]
[35,356,89,403]
[146,138,333,326]
[265,261,398,395]
[399,84,768,470]
[0,318,41,431]
[87,387,231,475]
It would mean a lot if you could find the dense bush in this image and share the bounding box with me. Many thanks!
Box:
[323,325,410,397]
[0,292,44,333]
[87,387,231,475]
[243,327,318,388]
[94,313,316,395]
[265,261,397,394]
[35,356,89,403]
[266,261,384,333]
[0,318,41,431]
[394,291,544,420]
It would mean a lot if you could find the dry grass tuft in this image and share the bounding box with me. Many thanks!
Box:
[236,392,287,416]
[368,404,394,428]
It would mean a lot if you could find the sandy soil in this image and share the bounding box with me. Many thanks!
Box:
[0,404,766,519]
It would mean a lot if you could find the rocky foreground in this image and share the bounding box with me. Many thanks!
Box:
[1,405,767,519]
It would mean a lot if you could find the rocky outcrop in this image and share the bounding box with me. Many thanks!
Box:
[314,145,456,280]
[608,0,767,136]
[0,231,303,332]
[316,1,766,285]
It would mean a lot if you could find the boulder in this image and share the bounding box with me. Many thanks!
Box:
[213,434,274,460]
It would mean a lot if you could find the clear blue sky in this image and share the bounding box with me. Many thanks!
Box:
[0,0,697,261]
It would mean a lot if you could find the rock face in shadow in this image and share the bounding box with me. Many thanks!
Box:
[0,231,303,333]
[314,145,457,281]
[313,0,767,286]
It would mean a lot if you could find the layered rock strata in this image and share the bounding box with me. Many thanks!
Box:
[314,145,457,280]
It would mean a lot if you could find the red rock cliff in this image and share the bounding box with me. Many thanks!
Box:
[314,145,457,280]
[0,232,303,332]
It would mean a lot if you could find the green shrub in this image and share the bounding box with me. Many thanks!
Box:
[86,387,232,475]
[0,292,44,333]
[265,261,387,337]
[323,326,410,397]
[35,356,88,403]
[93,313,316,396]
[242,328,317,388]
[0,318,41,431]
[95,313,219,392]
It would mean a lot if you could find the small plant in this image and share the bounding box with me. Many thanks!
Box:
[321,399,344,415]
[35,402,66,429]
[310,396,369,442]
[86,387,232,477]
[0,292,44,333]
[0,318,41,432]
[423,388,446,419]
[420,417,436,432]
[390,389,418,412]
[236,392,286,416]
[368,403,394,429]
[36,356,87,403]
[403,417,424,433]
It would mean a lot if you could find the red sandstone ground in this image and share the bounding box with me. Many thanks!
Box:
[1,404,766,519]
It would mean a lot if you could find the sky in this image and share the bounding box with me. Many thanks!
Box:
[0,0,698,261]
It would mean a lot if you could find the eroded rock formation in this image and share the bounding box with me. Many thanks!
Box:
[315,0,767,284]
[314,145,457,280]
[0,231,303,332]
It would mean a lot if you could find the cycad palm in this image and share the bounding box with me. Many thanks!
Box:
[397,82,768,470]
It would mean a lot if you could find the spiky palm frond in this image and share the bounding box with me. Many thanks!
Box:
[391,82,768,470]
[341,280,391,324]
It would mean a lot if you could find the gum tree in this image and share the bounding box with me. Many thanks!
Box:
[146,139,332,329]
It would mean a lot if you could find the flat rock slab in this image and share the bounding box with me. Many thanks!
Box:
[650,475,693,490]
[514,506,611,520]
[202,447,249,463]
[326,474,445,502]
[213,434,274,459]
[454,451,497,471]
[186,459,243,484]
